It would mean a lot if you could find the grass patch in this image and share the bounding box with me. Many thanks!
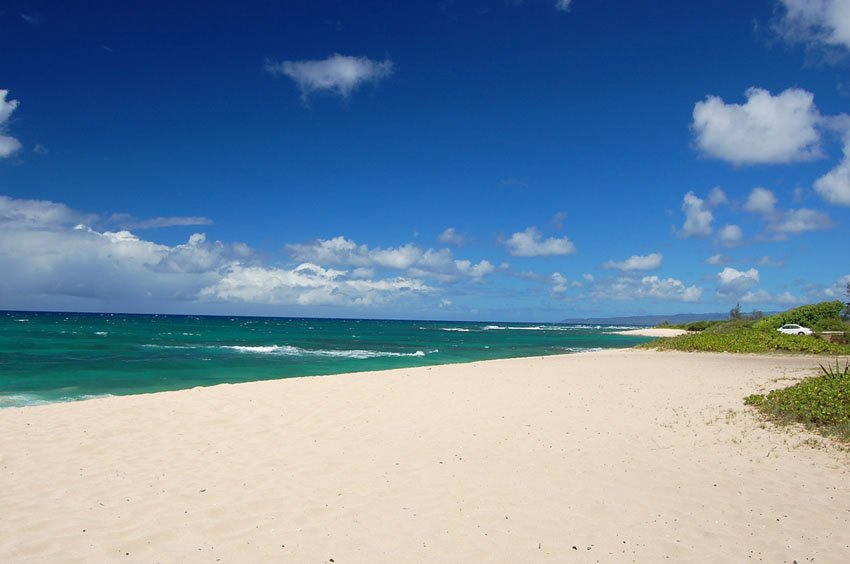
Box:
[745,359,850,442]
[637,328,850,354]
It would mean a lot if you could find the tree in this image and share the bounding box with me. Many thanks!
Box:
[729,302,743,320]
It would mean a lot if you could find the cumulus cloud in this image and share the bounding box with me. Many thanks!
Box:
[0,90,22,158]
[692,87,822,165]
[814,137,850,205]
[200,263,429,307]
[739,289,802,305]
[769,208,832,234]
[287,236,494,282]
[0,195,437,311]
[551,272,569,295]
[265,54,393,99]
[776,0,850,51]
[604,252,663,272]
[741,187,832,235]
[437,227,465,246]
[717,267,760,298]
[706,254,728,265]
[718,224,744,246]
[408,248,494,282]
[589,275,702,303]
[823,274,850,298]
[707,186,729,207]
[679,191,713,238]
[504,226,576,257]
[744,187,778,215]
[288,236,422,269]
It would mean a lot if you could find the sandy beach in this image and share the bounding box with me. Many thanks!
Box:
[1,349,848,563]
[612,328,690,337]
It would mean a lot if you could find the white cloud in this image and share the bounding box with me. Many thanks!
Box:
[814,137,850,205]
[717,267,760,296]
[776,0,850,50]
[744,187,778,215]
[555,0,572,11]
[200,263,429,307]
[707,186,728,207]
[117,216,214,230]
[409,248,494,282]
[604,252,662,271]
[679,191,713,238]
[638,276,703,302]
[692,87,822,165]
[505,226,576,256]
[551,272,569,295]
[265,54,393,99]
[288,236,422,269]
[706,254,728,265]
[589,275,702,303]
[437,227,465,246]
[758,256,785,268]
[0,195,434,311]
[0,90,22,158]
[741,187,831,235]
[768,208,832,234]
[288,236,493,282]
[739,289,802,305]
[823,274,850,298]
[718,224,743,246]
[0,195,94,229]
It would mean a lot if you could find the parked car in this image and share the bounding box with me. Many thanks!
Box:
[777,324,813,335]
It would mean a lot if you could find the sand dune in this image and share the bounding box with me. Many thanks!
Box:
[1,349,848,562]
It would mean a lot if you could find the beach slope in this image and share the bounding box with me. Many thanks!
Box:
[1,349,848,562]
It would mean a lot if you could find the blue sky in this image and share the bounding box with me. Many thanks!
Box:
[1,0,849,321]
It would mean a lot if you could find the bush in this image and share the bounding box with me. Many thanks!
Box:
[814,317,847,332]
[639,329,850,354]
[745,363,850,442]
[753,301,845,331]
[703,318,756,334]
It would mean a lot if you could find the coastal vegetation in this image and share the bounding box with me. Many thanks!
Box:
[745,359,850,443]
[645,300,850,442]
[641,301,850,354]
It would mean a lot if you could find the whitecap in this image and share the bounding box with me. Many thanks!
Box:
[223,345,430,359]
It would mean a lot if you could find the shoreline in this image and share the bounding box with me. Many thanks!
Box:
[2,349,848,562]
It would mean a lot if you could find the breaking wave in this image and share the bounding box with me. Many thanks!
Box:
[223,345,432,359]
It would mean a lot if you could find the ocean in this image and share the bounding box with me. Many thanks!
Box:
[0,311,652,408]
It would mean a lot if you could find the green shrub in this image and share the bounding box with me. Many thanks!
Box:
[745,364,850,442]
[639,329,850,354]
[703,318,756,334]
[753,301,844,331]
[813,317,847,332]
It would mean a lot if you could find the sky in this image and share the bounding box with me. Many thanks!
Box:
[1,0,849,321]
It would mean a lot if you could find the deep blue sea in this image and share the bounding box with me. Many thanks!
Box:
[0,311,652,408]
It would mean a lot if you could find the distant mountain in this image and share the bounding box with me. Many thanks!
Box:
[561,312,730,326]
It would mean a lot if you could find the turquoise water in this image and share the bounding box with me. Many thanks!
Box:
[0,311,652,407]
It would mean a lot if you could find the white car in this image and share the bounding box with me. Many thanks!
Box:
[777,324,813,335]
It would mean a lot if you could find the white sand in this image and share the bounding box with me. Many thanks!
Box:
[612,328,690,337]
[1,350,849,563]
